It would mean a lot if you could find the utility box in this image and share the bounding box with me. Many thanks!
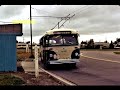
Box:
[0,24,22,71]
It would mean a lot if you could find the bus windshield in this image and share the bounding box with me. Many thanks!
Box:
[48,34,78,46]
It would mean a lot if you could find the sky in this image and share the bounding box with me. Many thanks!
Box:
[0,5,120,43]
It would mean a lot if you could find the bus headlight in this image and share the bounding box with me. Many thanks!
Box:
[49,54,53,57]
[53,54,57,59]
[49,53,58,60]
[75,52,79,56]
[49,50,58,60]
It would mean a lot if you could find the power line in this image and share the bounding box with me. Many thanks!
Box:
[59,14,75,28]
[70,5,89,14]
[51,14,71,30]
[73,5,94,15]
[62,5,94,23]
[0,6,94,27]
[31,7,53,15]
[51,5,94,29]
[32,15,71,19]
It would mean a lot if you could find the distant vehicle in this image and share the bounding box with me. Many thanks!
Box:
[39,29,80,69]
[94,42,109,49]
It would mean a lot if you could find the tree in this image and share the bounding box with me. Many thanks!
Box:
[80,41,88,49]
[87,39,94,49]
[116,38,120,42]
[104,40,108,43]
[109,41,114,49]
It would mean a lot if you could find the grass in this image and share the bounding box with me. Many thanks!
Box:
[0,74,25,86]
[113,52,120,54]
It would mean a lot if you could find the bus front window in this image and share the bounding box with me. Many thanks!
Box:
[49,34,78,46]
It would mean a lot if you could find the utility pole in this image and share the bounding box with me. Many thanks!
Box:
[29,5,34,59]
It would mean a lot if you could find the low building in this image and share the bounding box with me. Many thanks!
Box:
[0,24,22,71]
[94,42,110,49]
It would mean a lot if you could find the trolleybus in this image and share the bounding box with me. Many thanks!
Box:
[39,28,80,69]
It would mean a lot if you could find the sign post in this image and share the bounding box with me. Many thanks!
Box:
[35,45,39,78]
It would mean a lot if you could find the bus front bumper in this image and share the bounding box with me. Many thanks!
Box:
[49,59,80,64]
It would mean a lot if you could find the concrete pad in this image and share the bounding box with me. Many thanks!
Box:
[21,61,43,73]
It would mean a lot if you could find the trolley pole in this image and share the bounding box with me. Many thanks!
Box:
[58,22,59,29]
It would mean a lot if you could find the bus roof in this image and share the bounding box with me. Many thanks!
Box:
[45,28,79,35]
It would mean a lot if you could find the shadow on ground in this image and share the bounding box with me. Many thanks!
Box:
[43,64,78,71]
[17,66,24,72]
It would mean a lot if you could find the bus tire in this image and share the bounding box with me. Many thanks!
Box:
[44,62,50,70]
[41,58,44,63]
[72,63,77,68]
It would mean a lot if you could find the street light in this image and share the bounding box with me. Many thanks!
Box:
[29,5,34,59]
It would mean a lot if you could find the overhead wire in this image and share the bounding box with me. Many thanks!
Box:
[0,5,94,25]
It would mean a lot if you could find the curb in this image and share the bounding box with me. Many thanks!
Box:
[21,61,77,86]
[40,67,77,86]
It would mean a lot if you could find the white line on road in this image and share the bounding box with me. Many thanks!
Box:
[81,54,120,64]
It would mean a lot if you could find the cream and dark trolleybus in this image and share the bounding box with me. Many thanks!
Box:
[39,28,80,69]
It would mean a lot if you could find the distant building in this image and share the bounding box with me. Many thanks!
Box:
[16,42,40,49]
[0,24,22,71]
[94,42,110,49]
[17,42,26,49]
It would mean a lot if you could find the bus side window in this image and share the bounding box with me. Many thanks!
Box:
[40,40,43,46]
[40,37,44,46]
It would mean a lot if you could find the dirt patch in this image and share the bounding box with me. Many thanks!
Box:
[15,49,66,86]
[16,61,65,86]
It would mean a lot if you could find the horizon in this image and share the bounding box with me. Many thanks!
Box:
[17,31,120,44]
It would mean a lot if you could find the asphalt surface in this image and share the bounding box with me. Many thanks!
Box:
[39,50,120,86]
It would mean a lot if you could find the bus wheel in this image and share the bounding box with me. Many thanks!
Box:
[41,58,44,63]
[44,62,50,70]
[72,63,77,68]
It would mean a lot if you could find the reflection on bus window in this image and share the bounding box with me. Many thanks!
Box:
[49,34,78,46]
[60,38,66,44]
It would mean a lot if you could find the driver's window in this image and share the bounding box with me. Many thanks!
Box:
[49,40,56,44]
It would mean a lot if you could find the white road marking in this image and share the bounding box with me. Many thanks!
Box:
[81,54,120,64]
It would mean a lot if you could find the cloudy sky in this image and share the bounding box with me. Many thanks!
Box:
[0,5,120,43]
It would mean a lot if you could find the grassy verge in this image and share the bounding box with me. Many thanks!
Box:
[0,74,25,85]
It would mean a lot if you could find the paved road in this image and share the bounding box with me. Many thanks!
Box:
[81,50,120,62]
[41,50,120,85]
